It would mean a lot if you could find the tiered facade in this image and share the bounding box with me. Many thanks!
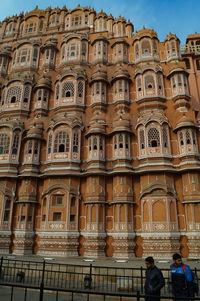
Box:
[0,5,199,259]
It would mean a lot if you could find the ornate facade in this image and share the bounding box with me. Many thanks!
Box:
[0,5,199,259]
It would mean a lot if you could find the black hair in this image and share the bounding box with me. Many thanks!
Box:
[172,253,182,260]
[145,256,154,264]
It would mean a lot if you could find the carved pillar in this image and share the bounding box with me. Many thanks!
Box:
[84,176,106,257]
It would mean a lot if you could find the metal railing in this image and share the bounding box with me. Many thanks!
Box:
[0,257,199,300]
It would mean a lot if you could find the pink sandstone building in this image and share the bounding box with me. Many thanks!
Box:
[0,5,199,259]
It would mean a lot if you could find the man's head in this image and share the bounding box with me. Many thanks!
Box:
[145,256,154,269]
[172,253,182,267]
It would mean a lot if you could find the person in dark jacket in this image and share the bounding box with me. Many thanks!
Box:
[144,256,165,301]
[170,253,194,301]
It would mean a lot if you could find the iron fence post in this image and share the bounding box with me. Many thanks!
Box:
[0,256,3,280]
[137,290,140,301]
[39,260,45,301]
[140,266,144,293]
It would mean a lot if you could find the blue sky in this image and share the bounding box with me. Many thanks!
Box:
[1,0,199,43]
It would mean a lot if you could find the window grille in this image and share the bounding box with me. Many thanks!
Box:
[6,86,22,103]
[0,134,10,154]
[179,131,184,145]
[82,42,86,56]
[145,75,155,89]
[139,130,145,149]
[62,82,74,98]
[89,138,91,151]
[73,132,79,152]
[186,130,191,144]
[148,128,160,147]
[171,40,176,53]
[119,134,123,148]
[100,136,103,150]
[93,137,97,150]
[34,141,38,154]
[1,89,6,105]
[37,89,42,101]
[142,40,151,54]
[12,132,20,154]
[135,44,139,57]
[77,81,84,98]
[61,45,65,59]
[48,134,52,154]
[125,135,129,149]
[32,47,38,62]
[54,131,70,153]
[137,77,142,91]
[192,131,196,145]
[153,39,158,54]
[27,141,33,154]
[23,86,30,103]
[157,73,163,92]
[178,74,182,86]
[114,135,117,149]
[162,127,168,148]
[55,84,60,100]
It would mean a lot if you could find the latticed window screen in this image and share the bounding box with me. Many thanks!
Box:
[55,84,60,100]
[93,137,97,150]
[23,86,30,102]
[73,132,79,152]
[139,130,145,149]
[135,44,139,57]
[32,47,38,62]
[100,136,103,150]
[77,81,84,98]
[153,39,158,54]
[186,130,191,144]
[82,42,86,56]
[114,135,117,149]
[148,128,160,147]
[54,131,70,153]
[6,86,22,103]
[1,89,6,105]
[137,77,142,91]
[89,138,91,151]
[37,89,42,101]
[62,82,74,97]
[179,131,184,145]
[178,74,182,86]
[142,40,151,54]
[12,132,20,154]
[34,141,38,154]
[27,141,33,154]
[48,134,52,154]
[119,134,123,148]
[0,134,10,154]
[162,127,168,148]
[157,73,163,91]
[145,75,155,89]
[192,131,196,145]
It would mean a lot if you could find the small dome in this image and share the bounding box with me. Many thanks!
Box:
[165,32,180,42]
[174,115,197,131]
[133,27,158,41]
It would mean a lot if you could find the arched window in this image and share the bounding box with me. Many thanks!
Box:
[4,199,11,222]
[54,131,70,153]
[142,40,151,55]
[93,137,97,150]
[145,74,155,90]
[140,129,145,149]
[62,82,74,98]
[192,131,196,145]
[148,128,160,147]
[12,132,20,154]
[77,81,84,98]
[27,141,33,154]
[0,134,10,154]
[152,39,158,55]
[55,84,60,100]
[179,131,184,145]
[23,86,31,103]
[73,132,79,152]
[6,86,22,103]
[48,134,52,154]
[135,43,139,58]
[186,130,191,144]
[119,134,123,148]
[137,77,142,92]
[162,127,168,148]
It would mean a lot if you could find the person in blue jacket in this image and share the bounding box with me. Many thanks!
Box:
[170,253,194,301]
